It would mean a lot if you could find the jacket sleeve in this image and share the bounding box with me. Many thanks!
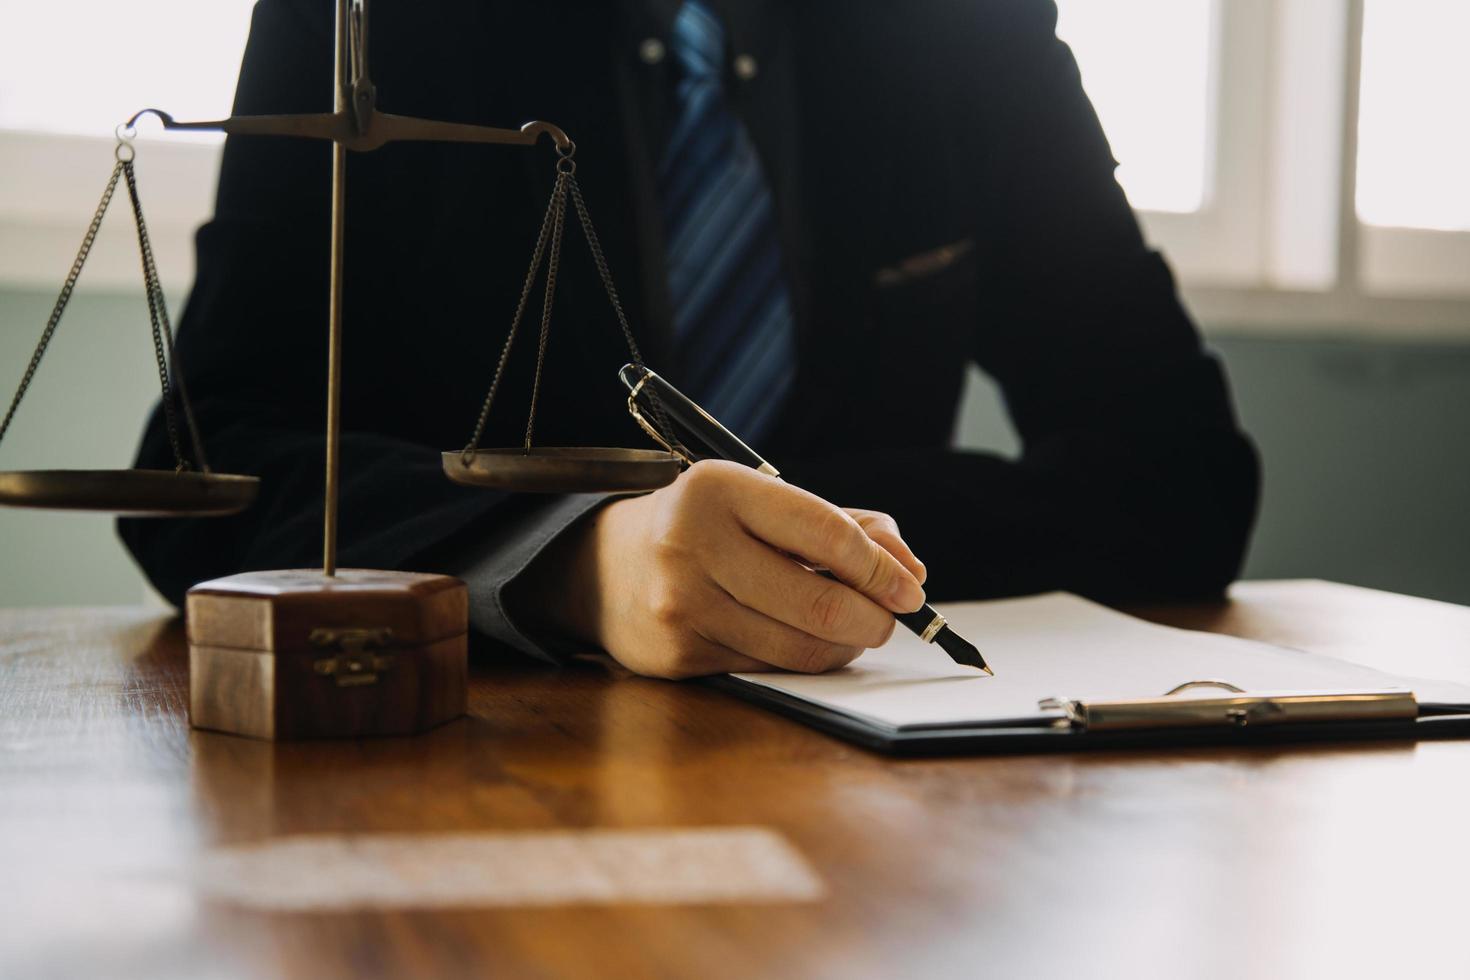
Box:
[115,0,607,662]
[449,493,614,665]
[789,0,1259,604]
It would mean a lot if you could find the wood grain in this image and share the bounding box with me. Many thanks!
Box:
[4,581,1470,979]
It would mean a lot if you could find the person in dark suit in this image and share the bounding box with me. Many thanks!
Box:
[121,0,1259,677]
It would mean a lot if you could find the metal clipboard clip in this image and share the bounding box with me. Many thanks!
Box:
[1038,680,1419,733]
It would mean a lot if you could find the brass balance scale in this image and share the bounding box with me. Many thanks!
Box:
[0,0,688,739]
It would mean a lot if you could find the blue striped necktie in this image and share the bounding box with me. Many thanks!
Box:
[657,0,796,443]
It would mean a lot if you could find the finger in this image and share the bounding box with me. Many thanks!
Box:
[710,532,900,649]
[845,509,927,585]
[732,479,925,613]
[701,590,864,674]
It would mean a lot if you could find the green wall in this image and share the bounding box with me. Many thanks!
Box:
[3,285,1468,607]
[957,335,1470,605]
[1210,335,1470,605]
[1,288,168,606]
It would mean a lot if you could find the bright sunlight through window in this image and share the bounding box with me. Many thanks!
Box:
[1356,0,1470,231]
[1053,0,1215,214]
[0,0,256,141]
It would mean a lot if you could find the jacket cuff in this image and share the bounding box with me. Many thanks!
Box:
[450,493,620,665]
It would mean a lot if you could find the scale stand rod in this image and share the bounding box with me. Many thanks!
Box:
[323,0,352,577]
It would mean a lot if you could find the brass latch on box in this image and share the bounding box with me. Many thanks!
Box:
[310,627,396,687]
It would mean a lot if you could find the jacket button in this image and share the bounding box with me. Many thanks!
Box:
[639,38,666,65]
[733,53,758,80]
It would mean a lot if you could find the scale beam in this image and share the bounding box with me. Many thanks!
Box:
[123,108,571,155]
[124,0,573,576]
[124,0,569,155]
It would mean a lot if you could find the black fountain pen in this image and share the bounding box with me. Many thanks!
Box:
[620,364,993,675]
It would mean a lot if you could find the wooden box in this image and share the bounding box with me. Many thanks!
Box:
[186,569,468,740]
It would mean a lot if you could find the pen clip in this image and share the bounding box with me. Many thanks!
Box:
[1039,680,1418,732]
[626,372,699,467]
[620,364,780,478]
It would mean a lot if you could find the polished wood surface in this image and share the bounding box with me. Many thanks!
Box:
[4,580,1470,979]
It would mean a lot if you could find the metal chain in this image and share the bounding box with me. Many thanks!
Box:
[0,134,212,475]
[122,161,203,473]
[123,161,209,472]
[522,172,568,450]
[565,174,645,373]
[0,162,125,450]
[460,143,680,459]
[460,161,567,461]
[564,171,677,447]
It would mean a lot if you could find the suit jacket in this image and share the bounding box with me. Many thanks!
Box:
[120,0,1259,661]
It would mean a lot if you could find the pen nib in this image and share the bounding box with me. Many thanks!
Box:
[935,628,993,676]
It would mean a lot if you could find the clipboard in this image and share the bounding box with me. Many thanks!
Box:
[701,593,1470,757]
[705,675,1470,756]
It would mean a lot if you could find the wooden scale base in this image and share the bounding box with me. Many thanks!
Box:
[186,569,468,740]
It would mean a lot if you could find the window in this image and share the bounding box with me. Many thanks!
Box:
[1355,0,1470,232]
[0,0,255,290]
[1054,0,1215,215]
[0,0,255,141]
[1353,0,1470,299]
[1054,0,1470,333]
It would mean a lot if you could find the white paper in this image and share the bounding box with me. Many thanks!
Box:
[728,592,1470,731]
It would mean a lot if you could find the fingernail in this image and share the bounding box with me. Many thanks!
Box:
[891,577,925,613]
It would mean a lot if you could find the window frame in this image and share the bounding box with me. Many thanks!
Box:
[1111,0,1470,336]
[1,0,1466,336]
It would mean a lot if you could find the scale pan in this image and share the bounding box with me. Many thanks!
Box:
[0,469,260,516]
[444,447,682,493]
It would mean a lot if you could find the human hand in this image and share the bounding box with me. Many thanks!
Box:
[549,460,928,679]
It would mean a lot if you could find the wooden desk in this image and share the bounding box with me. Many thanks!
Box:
[3,580,1469,979]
